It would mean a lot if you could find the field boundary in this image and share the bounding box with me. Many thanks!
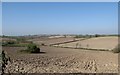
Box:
[50,38,89,46]
[51,45,110,52]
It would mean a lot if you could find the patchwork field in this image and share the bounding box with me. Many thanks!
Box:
[2,36,119,74]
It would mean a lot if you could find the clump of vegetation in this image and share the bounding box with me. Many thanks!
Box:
[27,44,40,53]
[75,34,93,38]
[21,44,40,53]
[41,43,45,46]
[74,34,114,38]
[112,44,120,53]
[2,37,33,47]
[2,40,31,47]
[75,35,85,38]
[94,34,100,37]
[2,41,16,46]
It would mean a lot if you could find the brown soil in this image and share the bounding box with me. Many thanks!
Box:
[3,46,118,73]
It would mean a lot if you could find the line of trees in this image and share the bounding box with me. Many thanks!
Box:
[75,34,118,38]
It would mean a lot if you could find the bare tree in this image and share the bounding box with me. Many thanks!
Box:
[76,43,79,48]
[86,44,89,48]
[79,43,81,48]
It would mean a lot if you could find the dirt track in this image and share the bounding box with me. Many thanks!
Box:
[3,46,118,73]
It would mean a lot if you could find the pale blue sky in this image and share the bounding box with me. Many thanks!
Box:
[0,2,2,35]
[1,0,119,2]
[2,2,118,36]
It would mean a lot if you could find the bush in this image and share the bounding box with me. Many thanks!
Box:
[41,43,45,46]
[112,44,120,53]
[27,44,40,53]
[2,41,16,46]
[94,34,100,37]
[75,35,83,38]
[7,41,15,44]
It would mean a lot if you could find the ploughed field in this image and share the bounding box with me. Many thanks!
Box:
[30,37,83,46]
[3,46,118,73]
[3,36,119,73]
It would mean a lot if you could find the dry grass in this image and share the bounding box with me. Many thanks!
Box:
[58,36,118,51]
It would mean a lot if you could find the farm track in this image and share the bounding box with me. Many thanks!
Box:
[3,46,118,73]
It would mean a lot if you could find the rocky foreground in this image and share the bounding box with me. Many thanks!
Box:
[3,46,118,73]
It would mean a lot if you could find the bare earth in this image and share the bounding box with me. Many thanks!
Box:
[3,46,118,73]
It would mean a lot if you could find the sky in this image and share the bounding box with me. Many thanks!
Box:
[1,0,119,2]
[0,2,2,35]
[2,2,118,36]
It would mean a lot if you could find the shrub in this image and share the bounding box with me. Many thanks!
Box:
[75,35,83,38]
[7,41,15,44]
[112,44,120,53]
[41,43,45,46]
[27,44,40,53]
[2,41,16,46]
[95,34,100,37]
[16,38,25,43]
